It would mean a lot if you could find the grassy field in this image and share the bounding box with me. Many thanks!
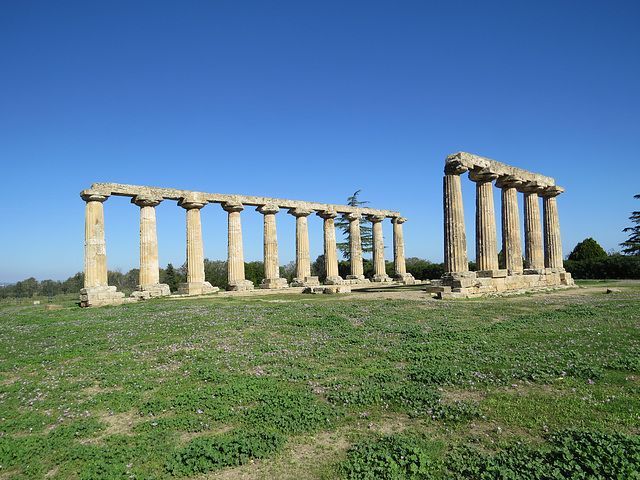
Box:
[0,280,639,479]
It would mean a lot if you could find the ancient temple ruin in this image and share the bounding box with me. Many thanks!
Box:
[428,152,574,298]
[79,183,415,307]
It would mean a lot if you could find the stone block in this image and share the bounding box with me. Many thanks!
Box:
[45,304,63,311]
[227,280,254,292]
[259,278,288,289]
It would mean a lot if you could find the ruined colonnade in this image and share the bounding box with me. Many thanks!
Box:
[80,183,415,307]
[430,152,573,298]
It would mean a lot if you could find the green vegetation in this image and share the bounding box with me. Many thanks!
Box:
[621,194,640,256]
[0,281,639,478]
[567,237,608,261]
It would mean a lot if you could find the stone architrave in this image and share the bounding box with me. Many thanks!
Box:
[392,217,415,284]
[344,213,366,281]
[443,163,469,274]
[541,186,565,271]
[517,182,545,273]
[131,196,170,299]
[177,198,218,295]
[317,210,343,285]
[223,201,254,291]
[496,175,524,275]
[288,208,319,287]
[469,168,502,276]
[367,214,392,282]
[257,204,287,289]
[79,191,124,307]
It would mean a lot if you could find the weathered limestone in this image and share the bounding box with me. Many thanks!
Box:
[429,152,574,299]
[318,210,343,285]
[344,213,368,283]
[289,207,319,287]
[367,214,391,282]
[541,186,565,271]
[518,182,545,272]
[223,201,254,291]
[392,217,415,284]
[496,176,524,275]
[177,198,218,295]
[130,196,170,300]
[80,192,124,307]
[257,204,287,289]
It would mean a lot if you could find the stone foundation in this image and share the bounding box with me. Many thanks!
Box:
[394,273,417,285]
[260,277,288,289]
[80,286,125,308]
[130,283,171,300]
[227,280,254,292]
[427,269,574,299]
[303,285,352,294]
[178,281,219,295]
[291,276,320,287]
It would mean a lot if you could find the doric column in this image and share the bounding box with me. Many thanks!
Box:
[541,186,565,271]
[177,198,217,295]
[344,213,366,281]
[496,176,524,275]
[79,191,124,307]
[392,217,415,284]
[288,208,319,287]
[223,201,254,291]
[443,163,469,273]
[367,214,391,282]
[131,196,170,299]
[469,168,501,275]
[317,210,343,284]
[517,182,545,272]
[257,204,287,289]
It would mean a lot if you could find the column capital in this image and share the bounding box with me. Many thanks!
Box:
[288,207,313,217]
[317,209,338,220]
[469,167,499,183]
[366,214,386,223]
[178,197,207,210]
[444,161,469,175]
[343,212,361,222]
[539,185,565,198]
[222,200,244,213]
[256,203,279,215]
[80,190,109,203]
[392,216,407,224]
[132,195,163,208]
[495,175,524,189]
[516,181,544,194]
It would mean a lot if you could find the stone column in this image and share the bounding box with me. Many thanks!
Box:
[131,196,170,299]
[367,214,391,282]
[288,208,319,287]
[517,182,545,273]
[344,213,366,282]
[392,217,415,284]
[443,164,469,274]
[79,191,124,307]
[257,204,287,289]
[541,186,565,271]
[223,201,254,291]
[496,176,524,275]
[177,198,217,295]
[318,210,343,284]
[469,168,502,276]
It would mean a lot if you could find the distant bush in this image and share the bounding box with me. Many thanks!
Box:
[564,255,640,279]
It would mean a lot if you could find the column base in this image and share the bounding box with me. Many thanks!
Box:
[345,274,370,285]
[80,286,125,308]
[324,275,344,285]
[178,282,219,295]
[524,268,545,275]
[394,273,416,284]
[130,283,171,300]
[476,269,508,278]
[260,277,288,289]
[227,280,254,291]
[291,276,320,287]
[373,273,392,283]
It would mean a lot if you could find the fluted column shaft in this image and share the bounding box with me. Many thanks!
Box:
[290,208,312,280]
[392,217,407,276]
[258,204,280,279]
[345,213,364,277]
[496,177,523,274]
[223,201,246,284]
[134,197,162,286]
[542,187,565,270]
[83,193,109,288]
[443,172,469,273]
[518,184,545,270]
[368,215,387,277]
[318,210,340,280]
[470,169,499,272]
[179,199,206,284]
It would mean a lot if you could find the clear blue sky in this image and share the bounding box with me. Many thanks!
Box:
[1,1,639,283]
